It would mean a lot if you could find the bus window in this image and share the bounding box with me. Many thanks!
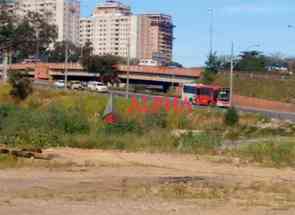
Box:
[183,86,196,94]
[198,88,211,96]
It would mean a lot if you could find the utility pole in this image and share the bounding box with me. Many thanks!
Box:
[64,0,76,90]
[208,8,214,56]
[36,30,40,59]
[64,40,69,90]
[230,42,234,107]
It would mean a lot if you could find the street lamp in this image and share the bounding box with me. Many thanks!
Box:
[126,36,130,99]
[208,8,214,55]
[230,42,234,107]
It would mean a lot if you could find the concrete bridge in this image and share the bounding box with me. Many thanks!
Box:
[0,63,202,91]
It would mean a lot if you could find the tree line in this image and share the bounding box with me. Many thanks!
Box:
[202,51,294,84]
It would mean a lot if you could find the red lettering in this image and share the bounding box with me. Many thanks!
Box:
[151,97,163,113]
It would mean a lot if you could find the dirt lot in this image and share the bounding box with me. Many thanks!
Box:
[1,148,295,215]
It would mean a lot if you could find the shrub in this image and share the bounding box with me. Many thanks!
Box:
[47,105,90,134]
[224,107,239,126]
[8,71,33,101]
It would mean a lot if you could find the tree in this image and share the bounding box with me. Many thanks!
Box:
[0,3,57,63]
[47,41,80,63]
[217,55,232,71]
[205,52,221,74]
[235,51,266,72]
[201,70,216,84]
[8,70,33,101]
[201,52,221,84]
[82,55,125,84]
[80,41,93,62]
[167,61,183,68]
[264,53,288,71]
[23,11,57,58]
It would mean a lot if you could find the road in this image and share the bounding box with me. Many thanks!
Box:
[34,80,295,122]
[108,89,295,122]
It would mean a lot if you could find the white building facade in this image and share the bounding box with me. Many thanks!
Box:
[80,0,174,64]
[15,0,80,45]
[79,17,93,46]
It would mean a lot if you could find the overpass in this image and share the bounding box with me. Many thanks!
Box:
[0,63,202,91]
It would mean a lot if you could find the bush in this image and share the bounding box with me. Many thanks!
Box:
[224,107,239,126]
[0,104,90,148]
[47,105,90,134]
[8,71,33,101]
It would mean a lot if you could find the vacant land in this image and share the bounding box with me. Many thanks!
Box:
[1,84,295,214]
[1,148,295,215]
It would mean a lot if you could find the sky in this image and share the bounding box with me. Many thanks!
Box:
[79,0,295,67]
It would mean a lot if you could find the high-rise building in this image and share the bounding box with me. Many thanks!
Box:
[79,17,93,46]
[15,0,80,45]
[133,14,174,64]
[80,0,174,64]
[90,0,132,58]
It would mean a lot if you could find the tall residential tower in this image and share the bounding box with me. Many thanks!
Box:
[80,0,174,64]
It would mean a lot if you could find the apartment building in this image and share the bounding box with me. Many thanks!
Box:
[90,0,132,58]
[15,0,80,45]
[80,0,174,64]
[79,17,93,46]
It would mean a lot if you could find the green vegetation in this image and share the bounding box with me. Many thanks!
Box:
[0,85,295,167]
[201,52,219,84]
[224,107,239,127]
[0,3,57,62]
[229,138,295,167]
[81,54,125,84]
[8,71,33,101]
[214,73,295,103]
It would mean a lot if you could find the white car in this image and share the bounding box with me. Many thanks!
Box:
[70,81,82,90]
[87,81,108,92]
[53,80,65,88]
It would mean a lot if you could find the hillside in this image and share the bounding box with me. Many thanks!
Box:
[214,73,295,104]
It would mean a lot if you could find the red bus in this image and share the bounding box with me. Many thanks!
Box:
[182,84,231,107]
[195,84,221,106]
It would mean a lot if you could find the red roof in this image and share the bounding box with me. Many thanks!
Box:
[117,65,202,78]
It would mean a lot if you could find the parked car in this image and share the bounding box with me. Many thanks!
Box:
[87,81,108,92]
[70,81,82,90]
[53,80,65,88]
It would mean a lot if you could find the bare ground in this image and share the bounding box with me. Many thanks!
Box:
[1,148,295,215]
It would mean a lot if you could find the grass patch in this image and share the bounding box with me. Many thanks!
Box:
[214,73,295,103]
[230,138,295,167]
